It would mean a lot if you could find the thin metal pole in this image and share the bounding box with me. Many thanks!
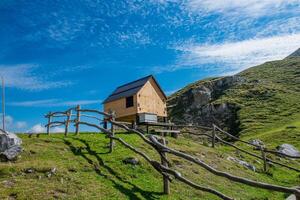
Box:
[2,77,5,131]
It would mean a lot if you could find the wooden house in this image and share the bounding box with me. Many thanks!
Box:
[103,75,167,123]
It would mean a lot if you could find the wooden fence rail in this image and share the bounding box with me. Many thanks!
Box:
[181,125,300,172]
[44,106,300,200]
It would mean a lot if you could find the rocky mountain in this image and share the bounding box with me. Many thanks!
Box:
[287,48,300,58]
[168,49,300,136]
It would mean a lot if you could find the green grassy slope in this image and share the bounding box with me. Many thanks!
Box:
[218,57,300,137]
[169,57,300,147]
[0,133,299,200]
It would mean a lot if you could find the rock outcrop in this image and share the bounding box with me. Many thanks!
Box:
[286,48,300,58]
[277,144,300,157]
[0,130,22,161]
[227,156,256,171]
[168,76,242,135]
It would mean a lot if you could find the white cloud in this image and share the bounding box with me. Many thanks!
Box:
[9,99,101,107]
[0,64,71,90]
[27,124,46,133]
[27,123,65,134]
[51,127,65,133]
[185,0,300,17]
[118,31,151,45]
[0,114,27,132]
[164,33,300,74]
[16,121,27,129]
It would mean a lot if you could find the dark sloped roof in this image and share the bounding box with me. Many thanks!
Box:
[103,75,166,104]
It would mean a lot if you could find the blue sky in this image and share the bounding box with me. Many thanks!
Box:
[1,0,300,132]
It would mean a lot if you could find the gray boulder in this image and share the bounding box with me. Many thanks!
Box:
[277,144,300,157]
[2,145,22,160]
[227,156,256,172]
[249,139,265,149]
[0,129,22,161]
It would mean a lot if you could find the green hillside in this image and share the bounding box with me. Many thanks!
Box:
[0,133,299,200]
[1,56,300,200]
[168,56,300,144]
[219,57,300,136]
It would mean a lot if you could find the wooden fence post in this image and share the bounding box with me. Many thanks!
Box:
[146,124,149,134]
[261,147,267,172]
[159,137,170,195]
[47,112,52,135]
[109,112,115,153]
[75,105,81,135]
[212,125,216,148]
[65,110,72,136]
[295,190,300,200]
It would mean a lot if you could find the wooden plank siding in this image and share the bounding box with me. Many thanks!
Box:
[137,78,167,117]
[104,94,138,119]
[103,76,167,122]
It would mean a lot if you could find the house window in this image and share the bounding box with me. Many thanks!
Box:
[126,96,134,108]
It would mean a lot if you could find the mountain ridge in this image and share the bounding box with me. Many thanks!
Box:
[287,48,300,58]
[167,52,300,137]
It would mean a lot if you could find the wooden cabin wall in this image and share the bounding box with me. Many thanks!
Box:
[104,95,138,118]
[137,79,167,117]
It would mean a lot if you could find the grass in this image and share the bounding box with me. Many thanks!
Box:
[0,132,299,200]
[217,57,300,136]
[168,57,300,138]
[1,58,300,199]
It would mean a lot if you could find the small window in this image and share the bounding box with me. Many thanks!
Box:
[126,96,134,108]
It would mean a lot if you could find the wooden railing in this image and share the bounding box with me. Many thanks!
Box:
[44,106,300,200]
[180,124,299,173]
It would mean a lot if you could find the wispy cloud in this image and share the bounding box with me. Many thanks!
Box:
[8,99,101,107]
[157,33,300,74]
[27,123,64,134]
[0,114,27,132]
[0,64,71,91]
[27,124,46,133]
[118,31,151,45]
[185,0,300,17]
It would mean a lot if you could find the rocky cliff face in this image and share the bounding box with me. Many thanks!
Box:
[167,51,300,137]
[287,48,300,58]
[167,76,242,135]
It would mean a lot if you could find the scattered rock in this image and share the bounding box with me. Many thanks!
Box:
[50,167,57,174]
[0,131,22,151]
[24,168,35,174]
[1,145,22,161]
[286,194,296,200]
[2,180,15,188]
[277,144,300,157]
[122,157,139,165]
[46,167,57,178]
[227,156,256,172]
[0,130,22,161]
[249,139,265,147]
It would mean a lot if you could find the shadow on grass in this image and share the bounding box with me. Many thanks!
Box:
[63,138,162,200]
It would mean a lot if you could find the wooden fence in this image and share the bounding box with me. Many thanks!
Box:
[44,106,300,200]
[180,124,300,173]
